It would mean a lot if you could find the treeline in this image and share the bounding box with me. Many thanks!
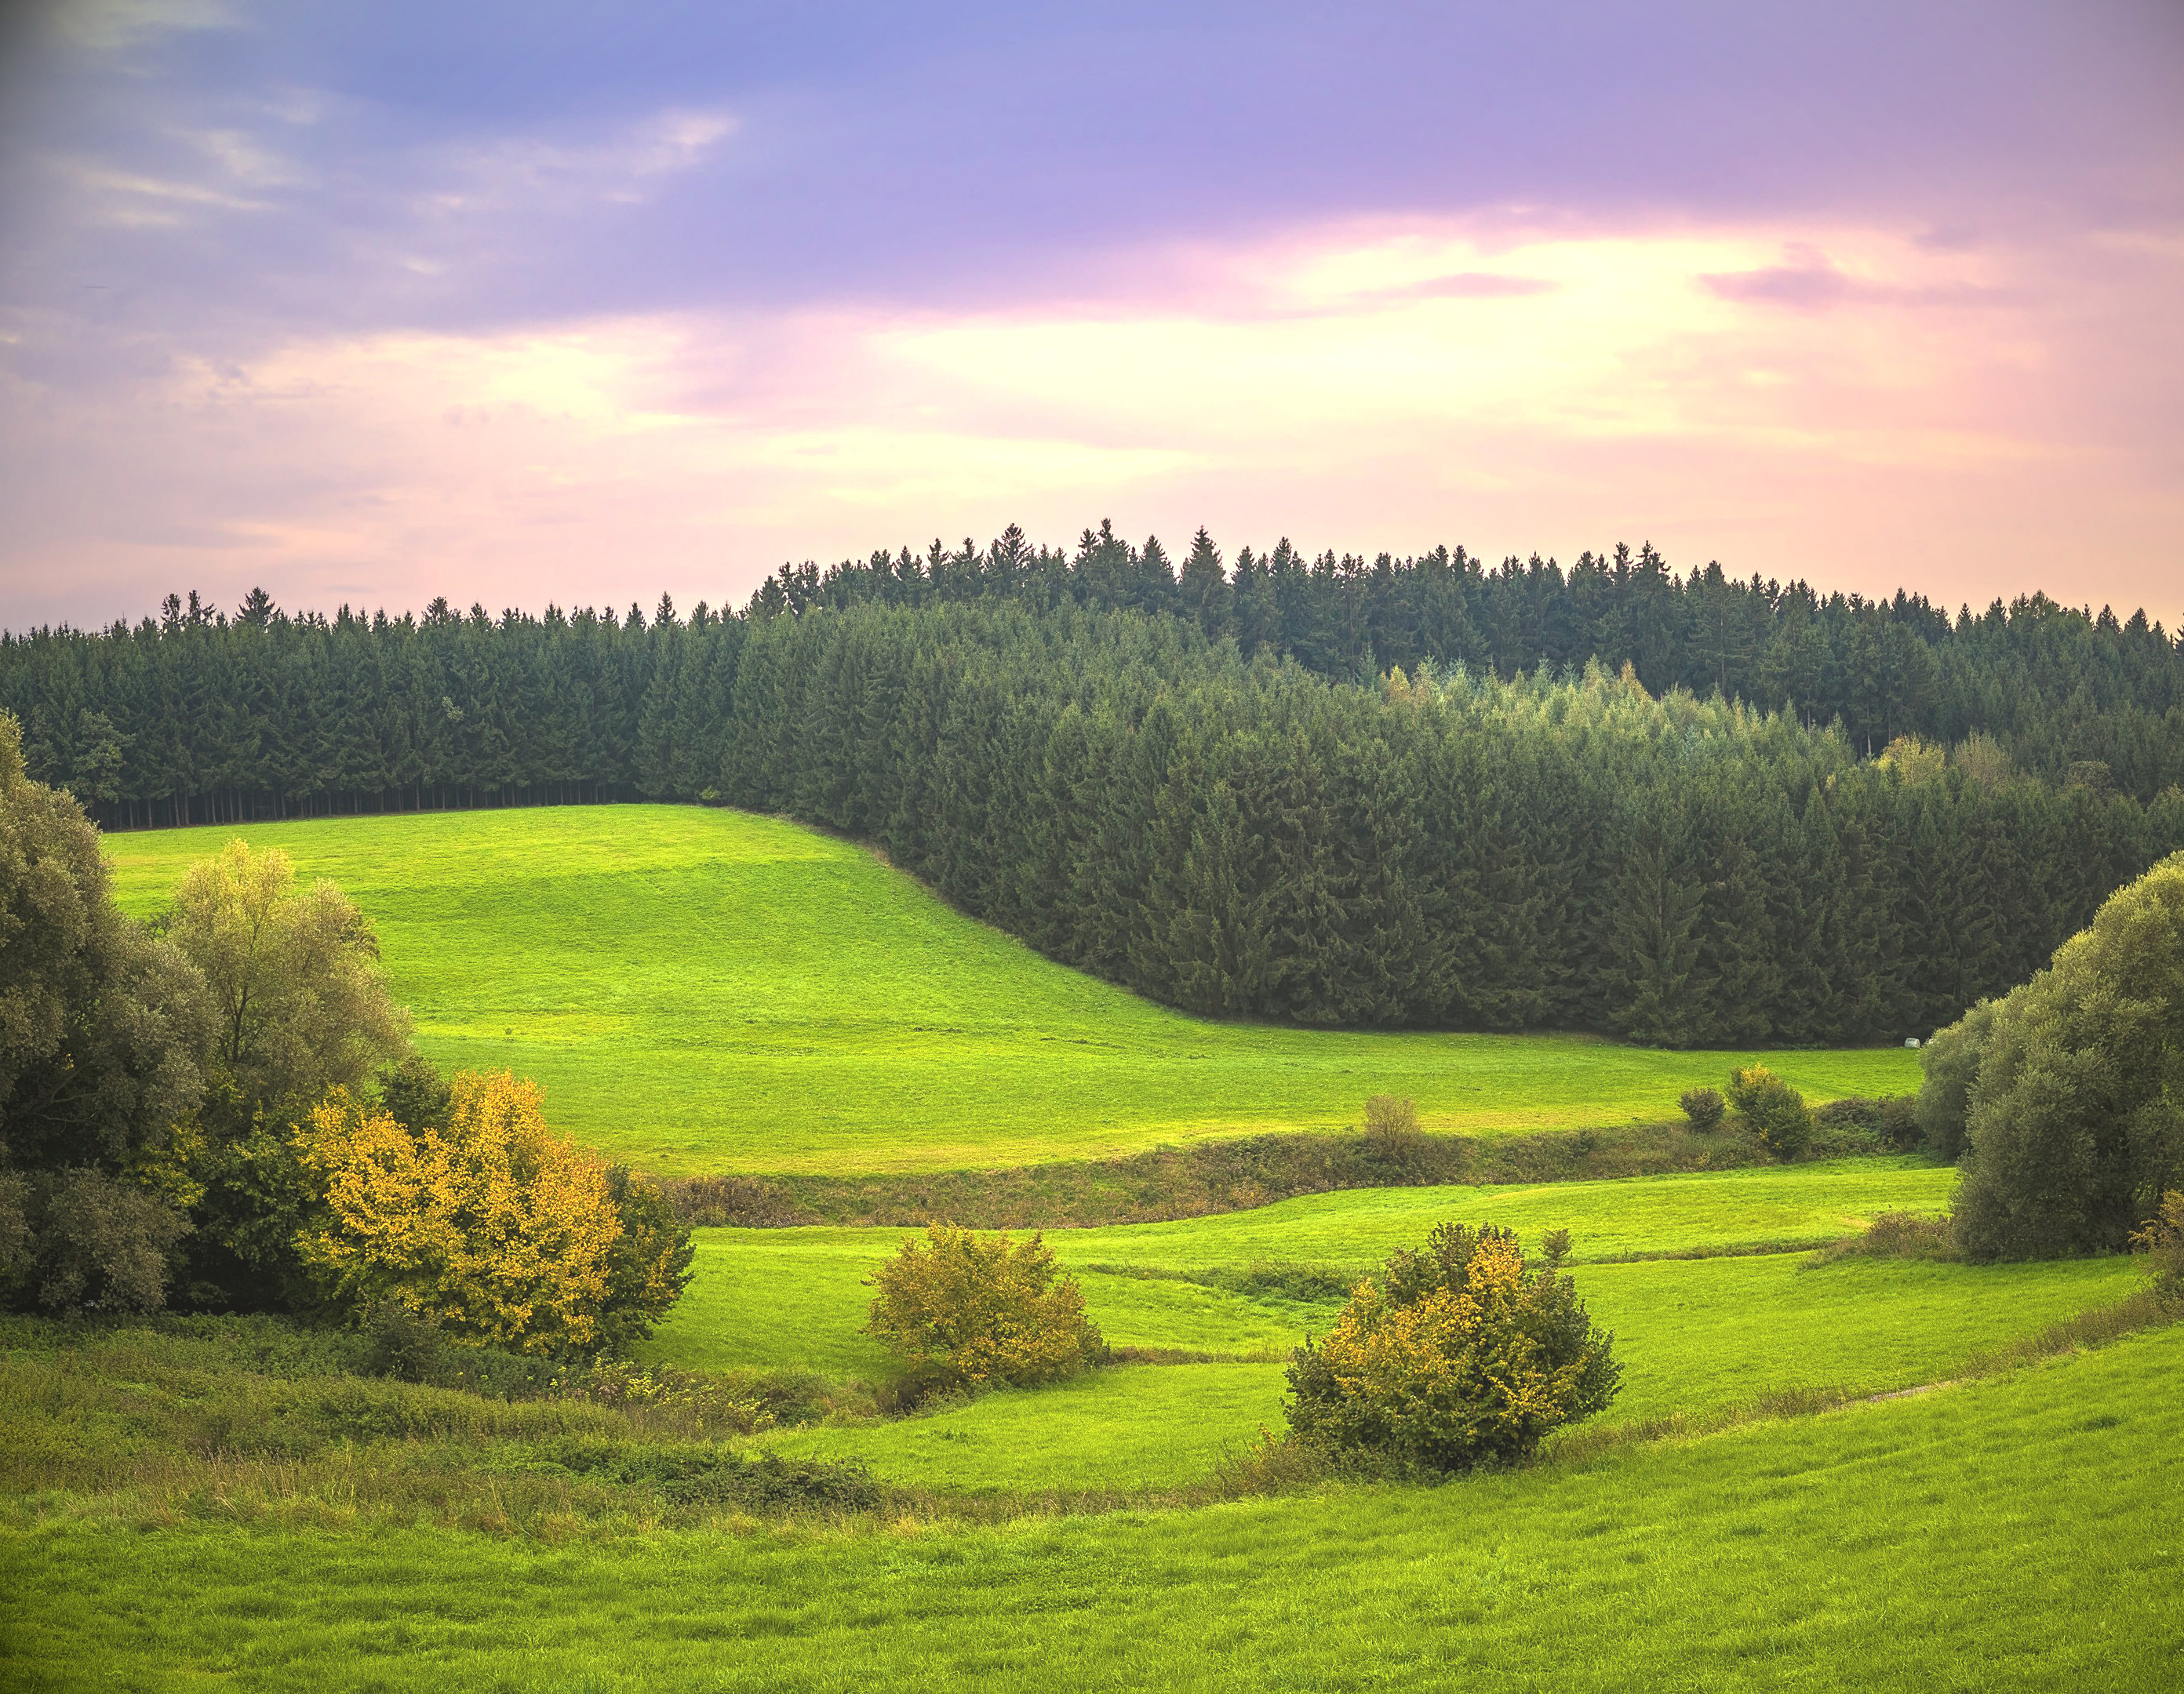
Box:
[6,546,2184,1044]
[715,603,2184,1046]
[746,524,2184,799]
[5,524,2184,830]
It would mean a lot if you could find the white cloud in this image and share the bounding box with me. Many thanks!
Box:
[421,106,740,218]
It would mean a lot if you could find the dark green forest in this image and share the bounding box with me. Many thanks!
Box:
[5,525,2184,1045]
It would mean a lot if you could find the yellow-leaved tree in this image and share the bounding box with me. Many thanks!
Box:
[295,1069,623,1357]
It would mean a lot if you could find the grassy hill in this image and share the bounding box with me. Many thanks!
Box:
[102,805,1919,1176]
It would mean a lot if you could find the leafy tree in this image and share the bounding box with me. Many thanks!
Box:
[157,838,411,1307]
[1725,1063,1812,1157]
[1953,854,2184,1260]
[164,839,410,1117]
[1915,1000,1996,1160]
[294,1069,630,1356]
[1284,1222,1619,1472]
[0,713,209,1312]
[862,1223,1101,1393]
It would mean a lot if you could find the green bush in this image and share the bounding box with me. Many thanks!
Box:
[365,1295,445,1383]
[1878,1095,1921,1151]
[1726,1065,1812,1158]
[1678,1087,1725,1130]
[1916,1001,1995,1161]
[863,1223,1103,1397]
[1806,1212,1957,1265]
[598,1165,696,1352]
[1954,856,2184,1260]
[1214,1260,1358,1303]
[1283,1222,1619,1473]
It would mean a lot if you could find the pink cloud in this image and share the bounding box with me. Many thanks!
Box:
[2,210,2179,630]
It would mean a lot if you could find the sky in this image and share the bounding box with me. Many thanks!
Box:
[2,0,2181,631]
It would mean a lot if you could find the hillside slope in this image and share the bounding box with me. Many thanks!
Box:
[104,806,1917,1175]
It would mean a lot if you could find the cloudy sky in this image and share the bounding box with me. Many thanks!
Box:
[2,0,2181,630]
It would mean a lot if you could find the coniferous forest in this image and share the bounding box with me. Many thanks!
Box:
[6,524,2184,1046]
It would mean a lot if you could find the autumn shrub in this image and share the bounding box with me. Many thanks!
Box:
[1725,1064,1811,1158]
[862,1223,1102,1398]
[1678,1086,1725,1130]
[296,1069,687,1358]
[1283,1222,1620,1473]
[2135,1191,2184,1307]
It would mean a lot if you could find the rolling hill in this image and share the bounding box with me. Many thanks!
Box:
[102,805,1920,1176]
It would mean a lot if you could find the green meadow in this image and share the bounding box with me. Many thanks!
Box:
[103,805,1919,1176]
[747,1246,2142,1493]
[650,1160,2142,1492]
[37,803,2168,1690]
[5,1328,2177,1691]
[646,1159,1963,1376]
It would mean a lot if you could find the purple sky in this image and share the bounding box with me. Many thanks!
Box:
[3,0,2182,629]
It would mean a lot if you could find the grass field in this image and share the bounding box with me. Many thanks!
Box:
[65,804,2171,1690]
[645,1158,1964,1376]
[752,1245,2144,1492]
[102,806,1920,1176]
[652,1158,2137,1494]
[5,1325,2176,1691]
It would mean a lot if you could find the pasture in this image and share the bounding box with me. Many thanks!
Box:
[103,805,1920,1176]
[5,1327,2176,1691]
[45,805,2169,1692]
[746,1239,2143,1492]
[651,1160,2142,1491]
[646,1158,1962,1376]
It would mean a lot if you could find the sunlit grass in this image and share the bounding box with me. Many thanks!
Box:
[651,1158,2138,1496]
[103,806,1920,1176]
[646,1159,1963,1375]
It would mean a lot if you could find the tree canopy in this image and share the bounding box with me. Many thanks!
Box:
[1949,853,2184,1260]
[0,713,210,1310]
